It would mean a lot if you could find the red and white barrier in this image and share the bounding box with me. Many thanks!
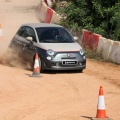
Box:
[116,45,120,64]
[81,29,91,49]
[38,2,48,22]
[50,11,60,23]
[109,41,120,63]
[97,37,105,54]
[44,0,52,7]
[44,0,55,7]
[81,29,120,64]
[38,0,59,23]
[45,7,53,23]
[97,37,113,60]
[103,39,113,60]
[82,29,120,63]
[81,29,101,52]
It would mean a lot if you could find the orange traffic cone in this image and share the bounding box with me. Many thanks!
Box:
[92,86,112,120]
[96,86,107,118]
[0,24,3,40]
[29,53,42,77]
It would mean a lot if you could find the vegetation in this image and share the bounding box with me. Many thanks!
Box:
[53,0,120,41]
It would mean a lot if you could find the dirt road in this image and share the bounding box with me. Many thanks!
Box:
[0,0,120,120]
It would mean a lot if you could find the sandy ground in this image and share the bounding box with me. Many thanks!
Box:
[0,0,120,120]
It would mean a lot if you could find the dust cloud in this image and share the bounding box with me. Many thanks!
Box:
[0,40,29,70]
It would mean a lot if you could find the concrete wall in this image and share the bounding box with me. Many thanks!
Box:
[38,0,59,23]
[81,30,120,64]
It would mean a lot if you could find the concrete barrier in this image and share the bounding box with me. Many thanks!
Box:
[81,29,100,52]
[44,0,52,7]
[38,1,59,23]
[97,37,113,60]
[50,11,60,23]
[38,2,48,22]
[116,44,120,64]
[81,29,120,64]
[97,37,105,54]
[89,33,101,52]
[45,7,53,23]
[109,41,120,63]
[102,39,113,60]
[97,37,120,63]
[82,29,93,49]
[44,0,56,7]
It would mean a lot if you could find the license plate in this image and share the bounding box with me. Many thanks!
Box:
[62,61,77,65]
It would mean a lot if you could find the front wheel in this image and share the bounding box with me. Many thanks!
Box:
[79,69,83,73]
[76,69,83,73]
[38,57,44,73]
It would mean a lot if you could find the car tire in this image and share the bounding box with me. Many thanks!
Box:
[80,70,83,73]
[78,69,83,73]
[38,57,44,73]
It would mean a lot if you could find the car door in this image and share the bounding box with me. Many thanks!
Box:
[10,26,26,58]
[21,26,37,62]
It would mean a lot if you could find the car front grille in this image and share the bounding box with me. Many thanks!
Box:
[61,57,76,59]
[55,53,78,60]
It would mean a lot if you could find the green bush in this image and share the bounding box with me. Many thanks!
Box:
[57,0,120,41]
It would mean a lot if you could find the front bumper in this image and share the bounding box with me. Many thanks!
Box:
[42,60,86,71]
[40,51,86,71]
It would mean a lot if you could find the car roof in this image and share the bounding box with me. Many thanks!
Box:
[21,23,63,28]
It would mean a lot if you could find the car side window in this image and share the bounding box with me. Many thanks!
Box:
[22,27,37,42]
[59,28,72,41]
[17,26,26,36]
[63,32,70,40]
[40,28,59,40]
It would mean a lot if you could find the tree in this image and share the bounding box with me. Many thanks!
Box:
[57,0,120,41]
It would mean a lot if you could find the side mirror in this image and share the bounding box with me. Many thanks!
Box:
[73,36,79,41]
[26,36,33,44]
[26,36,33,41]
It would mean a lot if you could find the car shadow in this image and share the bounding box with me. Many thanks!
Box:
[43,70,83,74]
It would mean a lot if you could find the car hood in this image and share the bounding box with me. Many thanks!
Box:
[36,43,82,52]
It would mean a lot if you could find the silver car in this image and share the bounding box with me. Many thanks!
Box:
[9,23,86,72]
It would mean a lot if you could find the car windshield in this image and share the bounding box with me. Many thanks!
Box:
[35,27,75,43]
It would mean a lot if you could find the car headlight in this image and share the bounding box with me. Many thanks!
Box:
[47,49,55,56]
[79,49,84,55]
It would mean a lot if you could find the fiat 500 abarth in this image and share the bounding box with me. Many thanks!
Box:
[9,23,86,72]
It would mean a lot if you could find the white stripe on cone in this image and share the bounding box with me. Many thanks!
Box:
[97,96,105,109]
[34,59,39,68]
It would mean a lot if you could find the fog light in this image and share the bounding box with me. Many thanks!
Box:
[79,62,82,66]
[56,63,59,67]
[83,56,86,59]
[47,56,52,60]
